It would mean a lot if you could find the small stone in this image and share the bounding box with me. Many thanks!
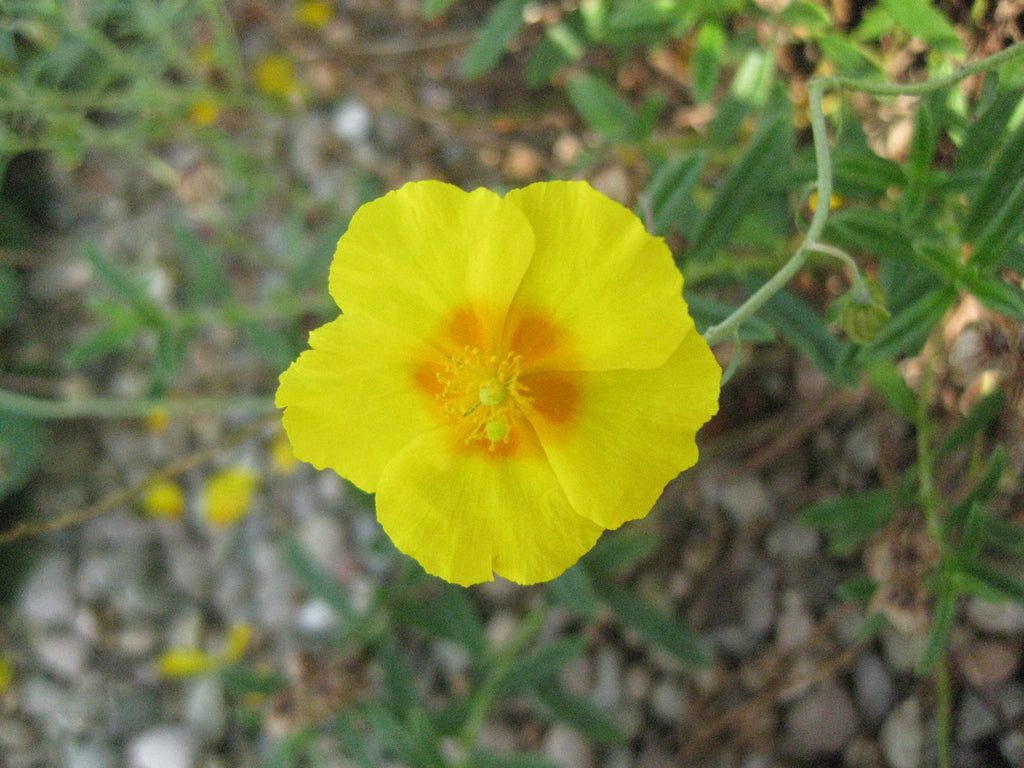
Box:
[776,590,814,652]
[784,683,857,756]
[956,638,1021,688]
[33,632,89,679]
[127,725,197,768]
[880,697,923,768]
[590,647,622,710]
[19,554,75,626]
[64,738,117,768]
[649,678,687,723]
[956,693,998,744]
[765,520,820,559]
[741,566,777,640]
[185,677,227,745]
[717,474,773,524]
[330,98,372,145]
[999,730,1024,765]
[966,598,1024,635]
[853,651,895,725]
[541,724,593,768]
[880,625,928,672]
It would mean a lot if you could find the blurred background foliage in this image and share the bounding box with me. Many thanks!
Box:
[1,0,1024,766]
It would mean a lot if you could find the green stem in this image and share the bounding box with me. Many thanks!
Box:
[457,601,550,760]
[0,389,276,420]
[701,39,1024,347]
[703,77,835,346]
[935,652,952,768]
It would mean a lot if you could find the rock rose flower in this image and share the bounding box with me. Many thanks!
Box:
[276,180,720,586]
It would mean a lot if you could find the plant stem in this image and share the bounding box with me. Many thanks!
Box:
[0,388,276,421]
[701,38,1024,348]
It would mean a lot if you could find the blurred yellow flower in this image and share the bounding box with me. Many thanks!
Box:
[294,0,334,28]
[270,431,299,475]
[203,467,257,527]
[188,96,222,127]
[276,181,721,586]
[254,53,302,100]
[157,622,253,679]
[0,652,12,694]
[142,479,186,519]
[157,648,217,678]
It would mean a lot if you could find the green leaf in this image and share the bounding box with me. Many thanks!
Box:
[64,324,139,368]
[817,33,882,78]
[547,565,600,620]
[0,266,19,326]
[954,88,1024,175]
[687,114,792,262]
[533,678,625,744]
[421,0,458,18]
[879,0,963,52]
[970,173,1024,273]
[174,225,230,306]
[684,294,776,343]
[751,285,857,385]
[778,1,831,30]
[0,410,46,501]
[857,287,956,363]
[377,637,421,714]
[471,752,562,768]
[282,536,359,624]
[937,390,1004,455]
[916,571,958,673]
[390,582,486,656]
[964,117,1024,242]
[799,488,894,555]
[83,243,163,325]
[958,562,1024,606]
[566,72,642,142]
[692,22,725,104]
[586,570,707,667]
[864,361,917,422]
[644,152,704,235]
[460,0,526,79]
[582,528,658,574]
[497,638,588,697]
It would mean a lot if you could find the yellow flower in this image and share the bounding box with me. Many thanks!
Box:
[0,652,13,694]
[294,0,334,28]
[188,96,222,127]
[157,622,253,679]
[203,467,257,527]
[157,648,217,678]
[142,479,186,519]
[253,53,302,100]
[276,181,721,586]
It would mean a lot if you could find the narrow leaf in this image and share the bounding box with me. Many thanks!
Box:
[687,115,792,261]
[460,0,526,79]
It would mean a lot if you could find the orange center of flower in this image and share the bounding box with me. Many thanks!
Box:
[414,307,583,457]
[436,347,531,451]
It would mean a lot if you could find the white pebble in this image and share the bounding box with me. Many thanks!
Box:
[880,697,923,768]
[127,725,197,768]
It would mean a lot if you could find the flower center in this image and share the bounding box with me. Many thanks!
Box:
[436,347,530,450]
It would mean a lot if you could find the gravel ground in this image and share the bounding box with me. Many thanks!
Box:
[3,3,1024,767]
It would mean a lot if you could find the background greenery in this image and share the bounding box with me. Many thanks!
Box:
[2,1,1024,766]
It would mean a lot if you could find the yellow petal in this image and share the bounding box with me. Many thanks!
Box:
[525,329,721,530]
[329,181,534,352]
[204,467,257,527]
[142,479,186,519]
[503,181,690,372]
[276,315,443,492]
[375,426,604,586]
[157,649,217,679]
